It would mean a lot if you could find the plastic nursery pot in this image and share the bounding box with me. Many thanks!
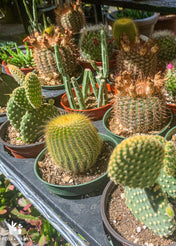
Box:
[34,133,118,197]
[41,65,83,90]
[165,126,176,141]
[60,84,117,121]
[2,60,36,75]
[101,181,176,246]
[0,121,45,159]
[155,15,176,33]
[106,11,159,37]
[103,107,174,144]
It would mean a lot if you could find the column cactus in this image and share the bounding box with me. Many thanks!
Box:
[108,134,176,237]
[6,66,60,143]
[45,113,102,174]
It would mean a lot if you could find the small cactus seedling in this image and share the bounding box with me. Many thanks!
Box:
[108,134,176,237]
[45,113,102,174]
[165,63,176,100]
[6,66,60,143]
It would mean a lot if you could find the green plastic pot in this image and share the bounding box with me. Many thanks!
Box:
[41,65,83,90]
[165,126,176,141]
[34,133,118,197]
[103,107,173,144]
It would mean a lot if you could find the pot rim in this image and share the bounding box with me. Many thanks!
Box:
[0,120,45,149]
[34,133,117,189]
[165,126,176,140]
[103,107,173,139]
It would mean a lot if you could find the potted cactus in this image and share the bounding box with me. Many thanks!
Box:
[78,24,115,70]
[103,70,173,143]
[59,28,117,120]
[54,0,86,35]
[0,65,60,158]
[101,134,176,246]
[112,18,159,78]
[164,62,176,113]
[34,112,117,196]
[152,30,176,71]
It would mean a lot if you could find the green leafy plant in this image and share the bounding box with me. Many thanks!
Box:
[112,7,154,20]
[0,43,35,68]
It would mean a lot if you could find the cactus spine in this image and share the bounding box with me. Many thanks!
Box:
[45,113,102,174]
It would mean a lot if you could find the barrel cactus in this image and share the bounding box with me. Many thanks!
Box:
[55,0,86,34]
[45,113,102,174]
[6,66,60,143]
[112,18,138,46]
[78,24,114,62]
[153,30,176,65]
[108,134,176,237]
[26,27,79,85]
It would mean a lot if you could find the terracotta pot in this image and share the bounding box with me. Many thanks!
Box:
[2,60,36,75]
[23,36,33,49]
[166,103,176,114]
[103,107,174,143]
[60,84,117,121]
[155,15,176,33]
[0,121,45,159]
[34,133,117,197]
[106,11,159,37]
[101,181,176,246]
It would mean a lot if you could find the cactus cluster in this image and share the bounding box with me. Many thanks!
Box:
[6,65,60,143]
[78,24,114,62]
[108,134,176,237]
[55,0,86,34]
[165,63,176,100]
[56,28,111,110]
[45,113,102,174]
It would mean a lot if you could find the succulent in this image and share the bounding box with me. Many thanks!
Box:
[78,24,114,62]
[165,63,176,99]
[108,134,176,237]
[113,96,169,135]
[45,113,102,174]
[112,18,138,46]
[153,30,176,65]
[116,34,159,78]
[55,28,110,110]
[111,70,170,136]
[6,65,60,143]
[108,135,165,188]
[55,0,86,34]
[26,27,79,85]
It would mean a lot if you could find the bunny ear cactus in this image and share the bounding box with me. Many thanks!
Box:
[7,65,25,86]
[108,135,165,188]
[45,113,102,174]
[6,70,60,143]
[125,184,176,237]
[78,24,114,62]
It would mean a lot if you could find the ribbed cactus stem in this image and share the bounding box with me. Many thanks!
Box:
[88,70,98,99]
[54,44,65,76]
[82,69,90,100]
[64,74,77,109]
[71,77,86,110]
[97,79,106,107]
[101,28,109,79]
[164,141,176,177]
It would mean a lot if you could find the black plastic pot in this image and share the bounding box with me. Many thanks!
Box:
[0,121,45,159]
[34,133,118,197]
[101,181,176,246]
